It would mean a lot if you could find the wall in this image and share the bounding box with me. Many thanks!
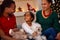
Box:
[14,0,42,12]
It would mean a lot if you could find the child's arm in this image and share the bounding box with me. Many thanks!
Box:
[22,24,34,35]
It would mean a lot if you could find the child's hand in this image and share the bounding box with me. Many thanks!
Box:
[32,32,38,37]
[22,35,27,39]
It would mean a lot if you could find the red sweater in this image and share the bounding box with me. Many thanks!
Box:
[0,15,16,36]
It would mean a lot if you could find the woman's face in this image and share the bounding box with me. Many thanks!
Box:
[6,3,16,14]
[24,13,32,22]
[41,0,51,11]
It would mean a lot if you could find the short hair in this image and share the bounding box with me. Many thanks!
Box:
[24,11,34,22]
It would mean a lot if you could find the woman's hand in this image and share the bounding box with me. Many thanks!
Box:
[12,28,19,32]
[0,29,18,40]
[56,32,60,40]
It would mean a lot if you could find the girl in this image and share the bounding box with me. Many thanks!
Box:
[0,0,17,40]
[36,0,60,40]
[22,11,46,40]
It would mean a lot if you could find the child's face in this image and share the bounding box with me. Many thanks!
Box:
[24,13,32,22]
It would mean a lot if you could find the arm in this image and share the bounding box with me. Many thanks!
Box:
[22,24,34,35]
[53,12,60,32]
[12,16,19,32]
[0,29,17,40]
[0,17,17,40]
[53,12,60,39]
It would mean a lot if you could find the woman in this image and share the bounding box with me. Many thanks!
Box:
[0,0,18,40]
[36,0,60,40]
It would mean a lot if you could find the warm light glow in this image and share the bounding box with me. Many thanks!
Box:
[36,8,38,11]
[16,9,18,12]
[22,9,25,12]
[16,8,39,12]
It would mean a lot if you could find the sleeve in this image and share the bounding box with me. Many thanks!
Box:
[13,15,17,28]
[14,15,16,25]
[22,23,34,35]
[53,12,60,32]
[0,19,2,29]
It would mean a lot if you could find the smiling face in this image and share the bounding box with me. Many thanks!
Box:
[24,12,33,22]
[5,3,16,14]
[41,0,51,11]
[9,3,16,13]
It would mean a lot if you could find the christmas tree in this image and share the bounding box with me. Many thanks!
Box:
[51,0,60,24]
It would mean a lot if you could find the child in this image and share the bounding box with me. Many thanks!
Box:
[22,11,46,40]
